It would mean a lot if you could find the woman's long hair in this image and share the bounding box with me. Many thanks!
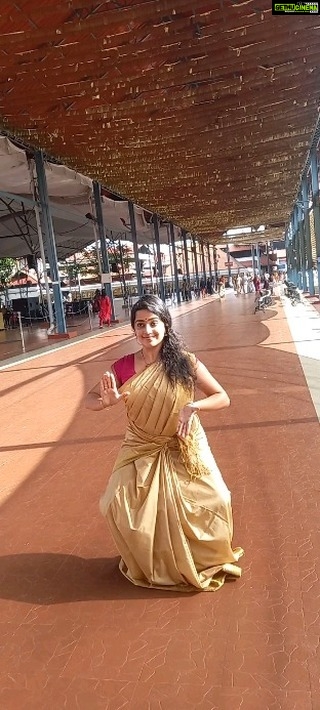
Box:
[131,294,196,391]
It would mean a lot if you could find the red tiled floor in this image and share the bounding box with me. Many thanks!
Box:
[1,293,320,709]
[0,301,129,362]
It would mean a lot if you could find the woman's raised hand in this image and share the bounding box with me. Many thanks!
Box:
[100,371,129,408]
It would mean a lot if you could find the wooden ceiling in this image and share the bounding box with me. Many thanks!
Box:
[1,0,320,244]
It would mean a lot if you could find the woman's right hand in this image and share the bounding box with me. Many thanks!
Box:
[100,371,129,408]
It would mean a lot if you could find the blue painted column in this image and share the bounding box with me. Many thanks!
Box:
[226,242,232,283]
[128,201,143,298]
[200,242,207,283]
[182,230,191,282]
[153,214,165,302]
[192,237,200,289]
[291,209,297,284]
[255,243,261,274]
[34,150,67,334]
[302,176,314,294]
[93,182,115,319]
[213,247,219,291]
[207,242,213,279]
[310,149,320,295]
[296,202,305,290]
[182,230,191,300]
[296,193,307,292]
[288,244,294,282]
[285,224,294,282]
[291,208,299,285]
[251,244,256,272]
[169,223,181,304]
[29,159,55,333]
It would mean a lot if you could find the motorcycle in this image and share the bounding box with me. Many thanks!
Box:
[254,288,273,313]
[284,280,301,305]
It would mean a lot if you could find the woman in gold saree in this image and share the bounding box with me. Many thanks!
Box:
[86,295,243,592]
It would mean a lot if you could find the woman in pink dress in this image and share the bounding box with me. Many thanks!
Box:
[99,291,112,328]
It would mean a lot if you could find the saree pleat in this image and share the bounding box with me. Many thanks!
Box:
[99,362,243,592]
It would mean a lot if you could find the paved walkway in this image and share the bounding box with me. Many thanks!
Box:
[0,298,130,364]
[1,291,320,710]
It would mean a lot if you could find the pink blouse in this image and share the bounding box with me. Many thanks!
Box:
[113,353,136,386]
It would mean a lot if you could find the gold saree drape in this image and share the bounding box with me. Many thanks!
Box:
[99,362,243,592]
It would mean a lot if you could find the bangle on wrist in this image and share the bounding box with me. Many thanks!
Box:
[188,402,199,413]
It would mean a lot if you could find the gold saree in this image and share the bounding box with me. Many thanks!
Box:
[99,362,243,592]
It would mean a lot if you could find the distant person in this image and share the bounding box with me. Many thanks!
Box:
[200,278,207,298]
[218,275,226,298]
[3,306,13,329]
[241,273,248,294]
[253,274,261,293]
[262,273,270,290]
[235,274,242,295]
[98,290,112,328]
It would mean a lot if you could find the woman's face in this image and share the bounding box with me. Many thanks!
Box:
[133,309,166,349]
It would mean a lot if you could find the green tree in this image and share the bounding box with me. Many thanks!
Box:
[106,240,133,272]
[0,257,16,303]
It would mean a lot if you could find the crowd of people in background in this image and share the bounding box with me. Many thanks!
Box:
[231,270,283,297]
[1,271,285,333]
[162,270,283,304]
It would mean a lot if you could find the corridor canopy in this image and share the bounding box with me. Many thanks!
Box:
[1,1,320,247]
[0,136,169,260]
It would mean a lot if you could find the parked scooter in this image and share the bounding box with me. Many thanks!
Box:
[254,288,273,313]
[284,280,301,305]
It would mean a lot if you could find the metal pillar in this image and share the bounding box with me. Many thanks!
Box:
[29,160,55,333]
[118,239,127,300]
[128,201,143,298]
[88,193,103,278]
[296,204,303,286]
[182,230,191,282]
[192,237,200,288]
[310,149,320,295]
[153,214,165,302]
[251,244,256,272]
[255,243,261,274]
[266,242,270,274]
[291,208,299,285]
[207,242,213,279]
[93,182,115,318]
[169,223,181,304]
[34,150,67,334]
[302,176,315,294]
[200,242,207,283]
[297,193,307,291]
[213,247,219,290]
[286,240,293,282]
[226,242,232,283]
[182,230,191,300]
[167,225,174,295]
[285,223,293,281]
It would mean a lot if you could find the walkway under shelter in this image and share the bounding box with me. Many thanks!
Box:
[1,291,320,709]
[1,2,320,306]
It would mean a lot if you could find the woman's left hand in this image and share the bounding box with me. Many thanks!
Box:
[176,404,198,439]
